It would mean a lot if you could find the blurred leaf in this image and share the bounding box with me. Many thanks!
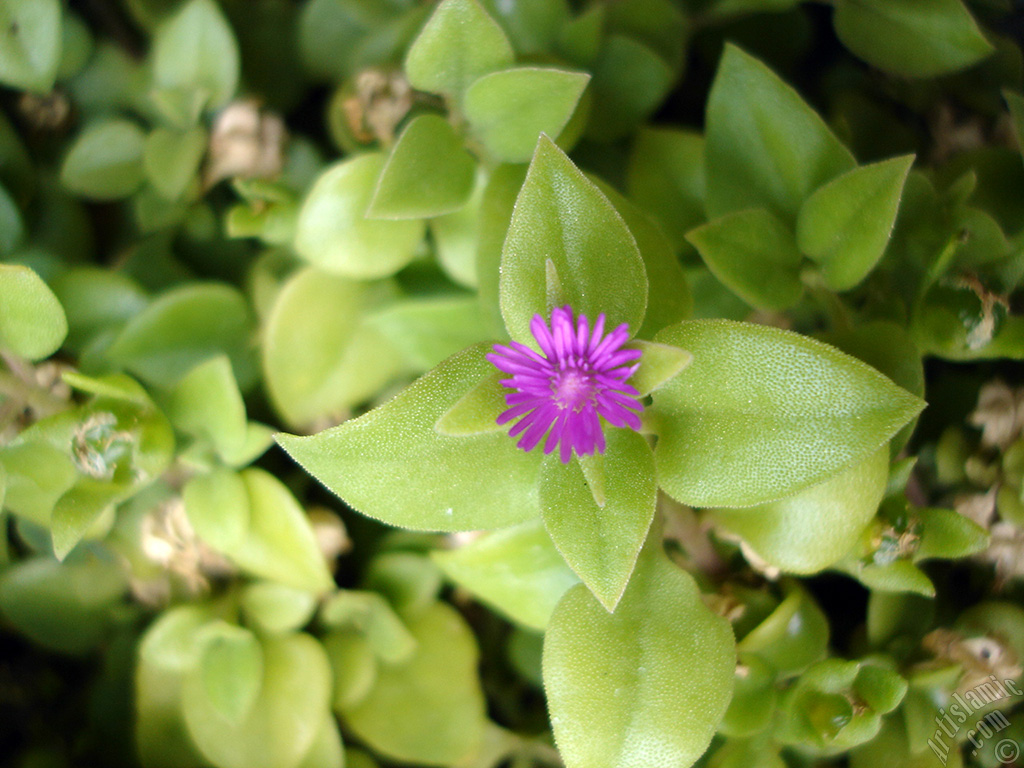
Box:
[465,67,590,163]
[544,541,735,768]
[541,429,656,611]
[182,633,332,768]
[184,467,249,553]
[626,128,706,252]
[278,344,542,532]
[914,507,989,561]
[294,153,425,278]
[61,119,146,200]
[0,0,61,93]
[797,155,914,291]
[262,268,402,427]
[242,582,318,635]
[341,602,487,765]
[197,623,263,723]
[687,208,804,311]
[0,182,24,256]
[500,136,647,343]
[51,268,148,352]
[480,0,569,54]
[711,447,889,575]
[653,320,924,508]
[432,518,579,630]
[364,552,442,618]
[0,441,78,526]
[705,44,855,221]
[151,0,240,125]
[404,0,513,99]
[833,0,994,79]
[719,655,777,737]
[321,590,416,664]
[586,35,673,142]
[0,263,67,360]
[431,167,485,288]
[324,630,377,710]
[106,282,252,388]
[367,114,477,219]
[1006,90,1024,162]
[144,127,207,201]
[738,584,828,675]
[166,355,247,462]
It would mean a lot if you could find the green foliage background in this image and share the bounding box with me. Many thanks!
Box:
[0,0,1023,767]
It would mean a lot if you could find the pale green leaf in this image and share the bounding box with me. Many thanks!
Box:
[198,623,264,724]
[653,320,925,508]
[144,127,207,201]
[431,518,579,630]
[367,114,477,219]
[60,119,146,200]
[404,0,513,99]
[0,264,67,360]
[0,0,61,93]
[294,153,425,278]
[277,344,542,532]
[541,430,656,611]
[544,542,735,768]
[166,355,248,462]
[500,136,647,344]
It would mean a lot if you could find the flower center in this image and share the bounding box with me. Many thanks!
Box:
[552,364,595,412]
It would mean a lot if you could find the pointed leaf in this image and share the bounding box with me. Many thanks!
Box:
[914,507,989,561]
[277,344,542,532]
[797,155,914,291]
[833,0,994,79]
[711,447,889,574]
[465,67,590,163]
[627,340,692,397]
[144,127,207,201]
[541,430,656,611]
[404,0,513,99]
[50,481,120,561]
[0,0,61,93]
[183,467,250,553]
[0,264,67,360]
[367,295,492,372]
[653,320,925,508]
[367,115,477,219]
[687,208,804,311]
[166,355,248,462]
[500,136,647,343]
[294,153,425,278]
[544,542,735,768]
[433,371,506,436]
[705,45,855,221]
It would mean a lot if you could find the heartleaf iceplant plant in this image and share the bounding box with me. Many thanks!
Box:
[278,135,926,768]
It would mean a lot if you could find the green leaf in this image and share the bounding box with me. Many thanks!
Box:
[105,282,252,388]
[0,441,78,526]
[627,340,692,396]
[0,264,67,360]
[705,44,855,221]
[737,584,828,675]
[0,182,24,256]
[914,507,989,561]
[710,447,889,574]
[433,371,506,436]
[500,136,647,343]
[262,268,402,427]
[586,35,674,143]
[541,430,656,611]
[626,128,706,253]
[278,344,542,532]
[653,320,925,508]
[1006,90,1024,163]
[50,481,121,560]
[720,655,778,737]
[544,542,735,768]
[183,467,249,553]
[182,633,332,768]
[320,591,416,664]
[835,558,935,597]
[364,553,442,618]
[242,582,318,635]
[294,153,425,278]
[0,0,61,93]
[465,67,590,163]
[431,518,579,630]
[151,0,240,125]
[477,163,528,333]
[797,155,914,291]
[341,602,487,766]
[324,630,377,710]
[166,355,247,462]
[367,295,491,373]
[60,119,146,200]
[404,0,513,99]
[833,0,994,79]
[367,114,477,219]
[50,268,148,352]
[197,623,264,724]
[143,127,207,201]
[687,208,804,311]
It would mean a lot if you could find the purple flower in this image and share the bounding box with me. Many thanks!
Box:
[487,306,644,464]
